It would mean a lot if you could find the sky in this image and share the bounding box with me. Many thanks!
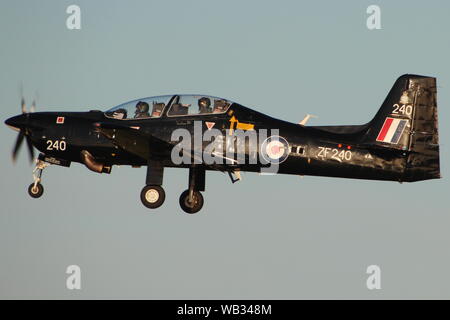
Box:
[0,0,450,299]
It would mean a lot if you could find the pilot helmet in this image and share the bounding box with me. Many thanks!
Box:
[198,97,211,110]
[136,101,149,113]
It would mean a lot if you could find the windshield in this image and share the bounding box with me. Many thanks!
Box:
[105,95,172,120]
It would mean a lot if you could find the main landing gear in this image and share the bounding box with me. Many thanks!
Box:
[179,167,205,214]
[140,162,205,214]
[140,185,165,209]
[27,160,49,199]
[179,189,204,214]
[140,160,166,210]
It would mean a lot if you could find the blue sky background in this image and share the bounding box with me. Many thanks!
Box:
[0,0,449,299]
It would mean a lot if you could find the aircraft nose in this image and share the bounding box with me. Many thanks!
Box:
[5,114,27,130]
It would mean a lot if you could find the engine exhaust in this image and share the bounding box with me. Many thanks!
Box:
[80,150,111,174]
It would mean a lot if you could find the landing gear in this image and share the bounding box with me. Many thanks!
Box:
[139,162,206,213]
[28,160,48,199]
[28,182,44,198]
[141,160,165,210]
[179,167,205,214]
[179,189,204,214]
[140,185,165,209]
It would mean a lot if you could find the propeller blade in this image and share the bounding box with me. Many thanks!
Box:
[30,99,36,113]
[19,82,25,112]
[25,136,35,163]
[21,97,27,114]
[12,131,25,162]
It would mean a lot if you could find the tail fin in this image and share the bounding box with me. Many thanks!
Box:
[363,74,440,181]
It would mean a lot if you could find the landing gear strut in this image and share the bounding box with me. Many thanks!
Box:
[28,160,48,199]
[179,167,205,214]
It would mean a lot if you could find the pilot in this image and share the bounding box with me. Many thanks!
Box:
[213,99,228,113]
[134,101,150,118]
[151,102,165,117]
[112,108,127,119]
[170,103,190,115]
[198,97,212,114]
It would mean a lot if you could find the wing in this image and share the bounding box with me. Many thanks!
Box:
[94,122,241,181]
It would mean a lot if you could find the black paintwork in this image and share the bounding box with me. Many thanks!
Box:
[5,74,441,209]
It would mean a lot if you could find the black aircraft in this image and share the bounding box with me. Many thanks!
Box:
[5,74,440,213]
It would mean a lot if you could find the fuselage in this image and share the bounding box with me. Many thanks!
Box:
[6,103,409,182]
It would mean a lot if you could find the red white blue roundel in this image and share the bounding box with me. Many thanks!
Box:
[261,136,290,164]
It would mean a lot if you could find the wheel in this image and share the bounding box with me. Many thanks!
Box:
[140,185,165,209]
[179,189,204,214]
[28,183,44,198]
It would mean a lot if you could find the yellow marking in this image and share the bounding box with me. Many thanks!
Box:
[228,115,254,134]
[228,115,238,135]
[228,109,234,116]
[236,122,254,130]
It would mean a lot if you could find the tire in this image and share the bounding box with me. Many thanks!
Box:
[28,183,44,198]
[140,185,165,209]
[179,189,204,214]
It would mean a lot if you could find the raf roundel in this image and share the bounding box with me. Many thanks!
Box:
[261,135,290,164]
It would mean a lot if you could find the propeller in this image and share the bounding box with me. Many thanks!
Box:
[10,91,36,163]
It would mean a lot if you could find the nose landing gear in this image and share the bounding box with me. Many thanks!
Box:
[27,160,48,199]
[28,182,44,198]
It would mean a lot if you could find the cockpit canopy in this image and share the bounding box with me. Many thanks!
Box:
[105,94,233,120]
